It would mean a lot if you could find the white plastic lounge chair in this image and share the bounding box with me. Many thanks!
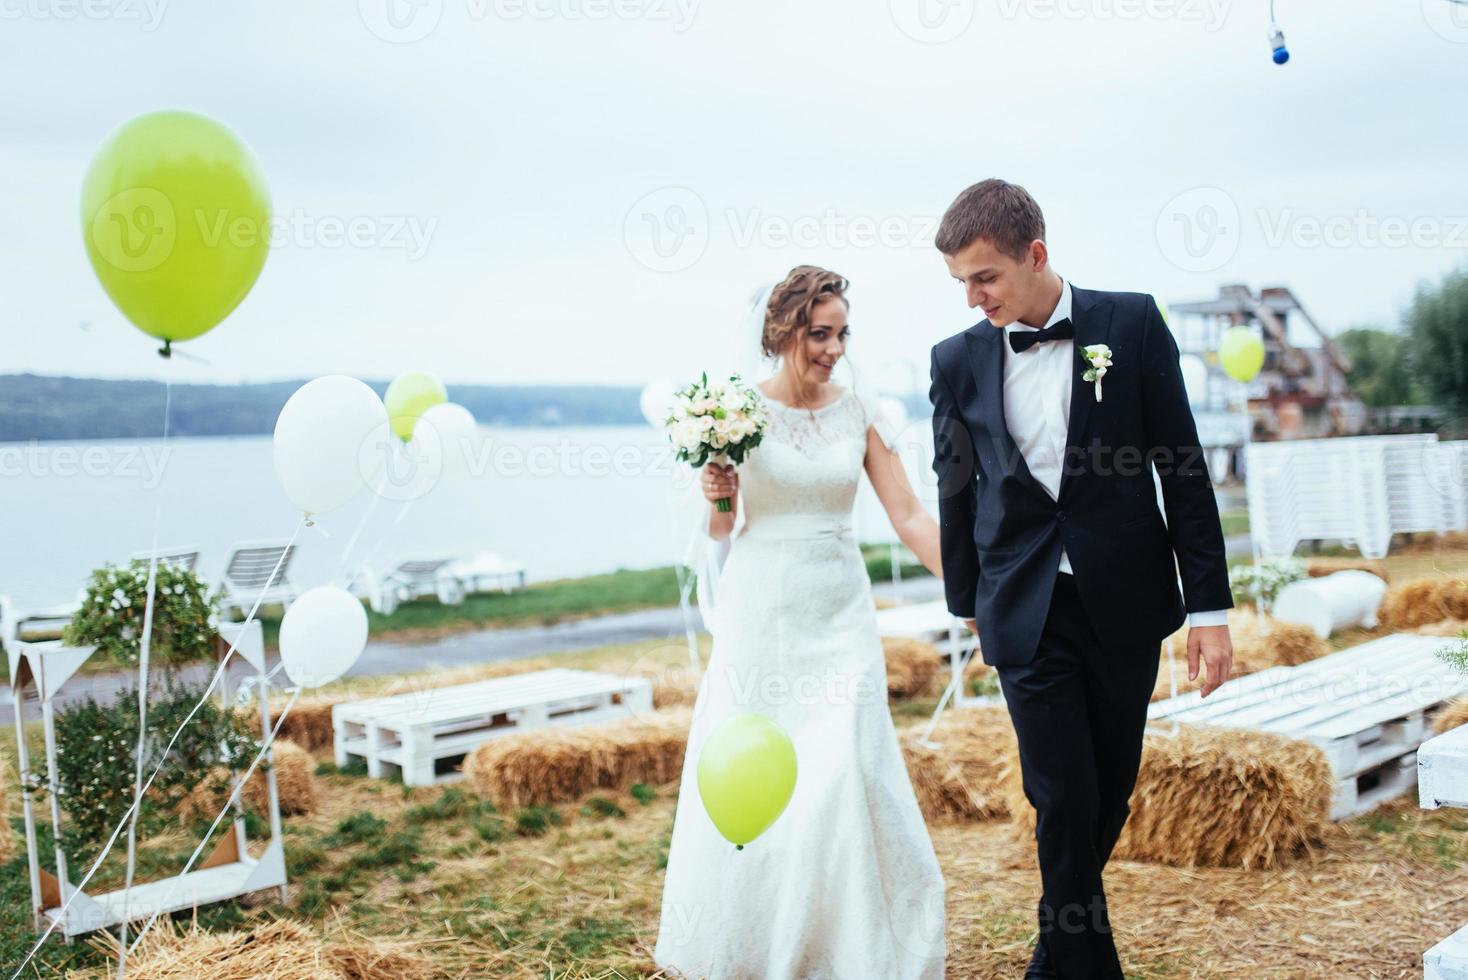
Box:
[216,539,299,621]
[127,544,201,572]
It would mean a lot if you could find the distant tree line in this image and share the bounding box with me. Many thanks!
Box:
[1338,261,1468,413]
[0,375,645,441]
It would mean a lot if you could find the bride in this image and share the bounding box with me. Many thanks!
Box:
[654,266,948,979]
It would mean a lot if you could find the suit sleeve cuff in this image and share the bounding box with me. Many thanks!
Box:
[1188,609,1230,628]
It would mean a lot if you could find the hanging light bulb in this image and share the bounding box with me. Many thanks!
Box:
[1269,22,1289,64]
[1268,0,1289,64]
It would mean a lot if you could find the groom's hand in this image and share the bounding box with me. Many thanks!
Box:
[962,618,977,633]
[1187,625,1233,697]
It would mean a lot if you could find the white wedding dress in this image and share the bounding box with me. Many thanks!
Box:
[654,386,947,980]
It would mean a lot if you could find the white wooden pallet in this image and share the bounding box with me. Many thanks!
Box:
[1148,633,1468,820]
[332,668,653,786]
[1420,722,1468,811]
[1418,726,1468,975]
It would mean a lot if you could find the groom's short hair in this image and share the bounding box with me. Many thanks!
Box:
[935,179,1046,261]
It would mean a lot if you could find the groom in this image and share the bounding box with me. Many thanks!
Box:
[927,179,1235,978]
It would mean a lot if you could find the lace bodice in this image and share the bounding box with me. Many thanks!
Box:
[738,388,879,524]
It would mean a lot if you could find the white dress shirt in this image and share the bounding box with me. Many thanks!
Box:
[1001,278,1229,629]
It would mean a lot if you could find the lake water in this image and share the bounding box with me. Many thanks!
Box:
[0,426,906,610]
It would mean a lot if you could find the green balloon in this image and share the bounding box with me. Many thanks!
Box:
[385,371,449,442]
[80,110,271,356]
[697,713,797,850]
[1219,326,1266,382]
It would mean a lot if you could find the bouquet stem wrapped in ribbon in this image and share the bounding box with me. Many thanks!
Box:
[664,372,768,512]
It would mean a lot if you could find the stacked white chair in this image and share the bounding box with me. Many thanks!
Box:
[1246,434,1458,560]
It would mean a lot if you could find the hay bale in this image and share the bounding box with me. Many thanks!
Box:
[1153,613,1326,701]
[463,707,692,807]
[652,669,702,709]
[964,653,995,691]
[72,917,435,980]
[1411,617,1468,638]
[240,693,344,752]
[883,637,944,700]
[1380,578,1468,630]
[1306,557,1390,583]
[1000,724,1331,870]
[1433,697,1468,734]
[898,706,1018,822]
[176,740,318,823]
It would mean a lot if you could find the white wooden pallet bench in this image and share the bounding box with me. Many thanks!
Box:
[1419,723,1468,977]
[332,668,653,786]
[1148,633,1468,820]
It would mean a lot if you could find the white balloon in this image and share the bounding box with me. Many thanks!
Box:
[414,402,481,484]
[640,380,680,428]
[1180,354,1209,407]
[877,395,910,432]
[273,376,387,517]
[278,585,368,688]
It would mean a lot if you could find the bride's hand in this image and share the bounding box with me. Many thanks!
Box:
[701,462,737,504]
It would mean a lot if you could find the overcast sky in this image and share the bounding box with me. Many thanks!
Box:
[2,0,1465,393]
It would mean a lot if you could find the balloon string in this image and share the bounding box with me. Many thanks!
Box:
[6,514,307,980]
[117,377,172,972]
[126,686,303,956]
[347,496,417,589]
[332,464,390,585]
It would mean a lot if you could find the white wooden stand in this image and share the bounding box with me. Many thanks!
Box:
[8,621,288,940]
[1419,723,1468,977]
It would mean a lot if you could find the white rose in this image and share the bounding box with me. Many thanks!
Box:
[675,419,702,451]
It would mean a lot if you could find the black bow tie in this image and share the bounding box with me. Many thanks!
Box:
[1008,317,1074,354]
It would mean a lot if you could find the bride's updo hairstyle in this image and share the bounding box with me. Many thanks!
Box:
[760,265,850,362]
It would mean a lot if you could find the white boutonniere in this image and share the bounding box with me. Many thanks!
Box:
[1081,344,1112,402]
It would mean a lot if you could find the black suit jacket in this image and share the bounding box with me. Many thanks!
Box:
[928,285,1234,666]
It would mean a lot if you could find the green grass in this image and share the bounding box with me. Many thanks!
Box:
[1218,509,1250,536]
[250,565,688,648]
[861,543,933,583]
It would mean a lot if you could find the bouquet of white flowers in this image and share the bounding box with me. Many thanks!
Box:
[665,372,769,512]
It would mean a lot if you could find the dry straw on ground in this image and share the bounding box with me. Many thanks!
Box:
[67,917,437,980]
[463,707,692,807]
[0,749,14,863]
[1379,577,1468,630]
[175,739,318,823]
